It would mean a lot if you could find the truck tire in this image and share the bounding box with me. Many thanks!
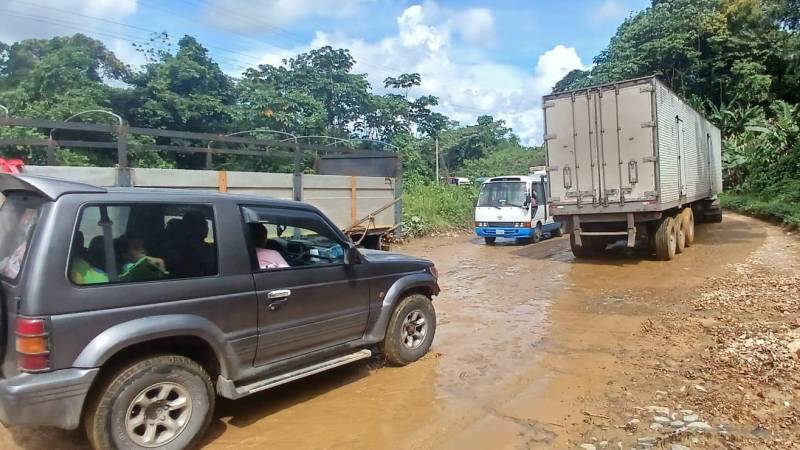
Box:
[381,294,436,366]
[680,208,695,246]
[569,233,606,258]
[85,355,214,450]
[484,237,496,245]
[707,210,723,223]
[675,214,686,254]
[654,216,677,261]
[533,222,544,243]
[552,223,564,238]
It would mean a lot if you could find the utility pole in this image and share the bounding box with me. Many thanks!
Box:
[435,137,439,184]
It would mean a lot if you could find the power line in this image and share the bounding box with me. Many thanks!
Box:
[2,4,496,118]
[169,0,412,76]
[6,1,260,70]
[0,9,250,71]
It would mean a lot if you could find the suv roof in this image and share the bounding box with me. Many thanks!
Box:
[0,173,315,211]
[0,173,106,200]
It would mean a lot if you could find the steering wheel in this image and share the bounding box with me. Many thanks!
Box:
[285,244,337,265]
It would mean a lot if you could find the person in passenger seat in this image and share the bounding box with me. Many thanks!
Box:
[116,234,167,282]
[163,211,216,278]
[70,235,109,285]
[249,223,289,269]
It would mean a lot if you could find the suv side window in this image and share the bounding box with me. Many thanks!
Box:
[241,206,345,271]
[69,204,218,285]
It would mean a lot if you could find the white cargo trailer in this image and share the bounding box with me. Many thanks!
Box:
[543,76,722,260]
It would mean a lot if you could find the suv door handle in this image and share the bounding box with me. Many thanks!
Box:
[267,289,291,299]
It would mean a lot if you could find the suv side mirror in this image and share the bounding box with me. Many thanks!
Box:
[344,244,361,265]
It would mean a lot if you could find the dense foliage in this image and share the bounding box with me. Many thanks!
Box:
[0,33,537,182]
[553,0,799,225]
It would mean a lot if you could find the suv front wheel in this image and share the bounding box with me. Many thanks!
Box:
[85,355,215,450]
[382,294,436,366]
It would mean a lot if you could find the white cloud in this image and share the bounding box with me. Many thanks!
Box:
[454,8,495,44]
[252,2,586,145]
[0,0,137,42]
[203,0,373,33]
[589,0,627,25]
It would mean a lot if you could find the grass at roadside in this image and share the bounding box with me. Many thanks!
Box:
[402,183,477,237]
[721,182,800,229]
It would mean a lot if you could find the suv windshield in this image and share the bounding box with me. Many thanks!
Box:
[477,182,527,207]
[0,193,44,282]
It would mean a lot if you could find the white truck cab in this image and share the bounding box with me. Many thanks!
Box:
[474,167,562,245]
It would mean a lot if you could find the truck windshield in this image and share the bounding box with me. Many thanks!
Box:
[0,193,44,282]
[477,182,527,207]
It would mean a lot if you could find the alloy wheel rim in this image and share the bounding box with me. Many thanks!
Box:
[401,309,428,349]
[125,382,193,448]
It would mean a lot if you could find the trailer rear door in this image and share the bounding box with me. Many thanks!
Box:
[544,79,658,208]
[544,92,600,207]
[609,82,658,203]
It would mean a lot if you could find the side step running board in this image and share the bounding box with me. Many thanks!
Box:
[218,349,372,400]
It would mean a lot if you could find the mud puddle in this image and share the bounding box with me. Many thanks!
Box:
[0,214,781,450]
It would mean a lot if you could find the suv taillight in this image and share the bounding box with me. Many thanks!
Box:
[15,317,50,372]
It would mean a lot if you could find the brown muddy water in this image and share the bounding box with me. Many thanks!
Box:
[0,214,770,450]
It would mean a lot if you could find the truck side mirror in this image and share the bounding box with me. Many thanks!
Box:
[524,194,532,207]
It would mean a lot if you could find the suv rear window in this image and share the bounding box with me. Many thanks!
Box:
[69,204,218,285]
[0,193,44,282]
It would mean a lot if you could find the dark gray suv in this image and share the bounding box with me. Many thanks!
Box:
[0,174,438,449]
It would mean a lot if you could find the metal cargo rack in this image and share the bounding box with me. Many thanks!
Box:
[0,108,404,245]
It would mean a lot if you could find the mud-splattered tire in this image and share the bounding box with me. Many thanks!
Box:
[84,355,214,450]
[654,216,677,261]
[675,214,686,254]
[484,237,496,245]
[533,222,544,243]
[680,208,695,246]
[569,233,606,258]
[707,211,723,223]
[552,223,564,238]
[381,294,436,366]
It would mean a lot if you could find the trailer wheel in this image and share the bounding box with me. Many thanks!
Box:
[680,208,695,246]
[552,223,563,238]
[706,210,723,223]
[570,233,605,258]
[654,216,677,261]
[533,222,544,243]
[675,216,686,254]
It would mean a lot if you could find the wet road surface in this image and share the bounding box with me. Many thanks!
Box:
[0,214,773,450]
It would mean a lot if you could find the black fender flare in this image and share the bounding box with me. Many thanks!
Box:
[364,272,438,342]
[72,314,236,378]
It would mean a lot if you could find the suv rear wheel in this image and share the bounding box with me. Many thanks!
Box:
[85,355,214,450]
[382,294,436,366]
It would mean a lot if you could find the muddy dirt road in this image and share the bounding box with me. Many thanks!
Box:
[2,213,797,450]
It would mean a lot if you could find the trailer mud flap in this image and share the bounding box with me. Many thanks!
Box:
[626,213,636,248]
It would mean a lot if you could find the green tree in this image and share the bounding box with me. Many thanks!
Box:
[122,35,235,133]
[458,145,545,179]
[0,34,129,165]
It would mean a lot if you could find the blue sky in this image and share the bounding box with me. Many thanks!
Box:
[1,0,650,143]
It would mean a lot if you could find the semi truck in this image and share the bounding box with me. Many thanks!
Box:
[474,167,562,245]
[543,76,723,260]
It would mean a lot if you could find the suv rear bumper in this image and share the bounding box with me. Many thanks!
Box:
[0,368,99,430]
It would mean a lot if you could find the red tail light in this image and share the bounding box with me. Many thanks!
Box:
[15,317,50,372]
